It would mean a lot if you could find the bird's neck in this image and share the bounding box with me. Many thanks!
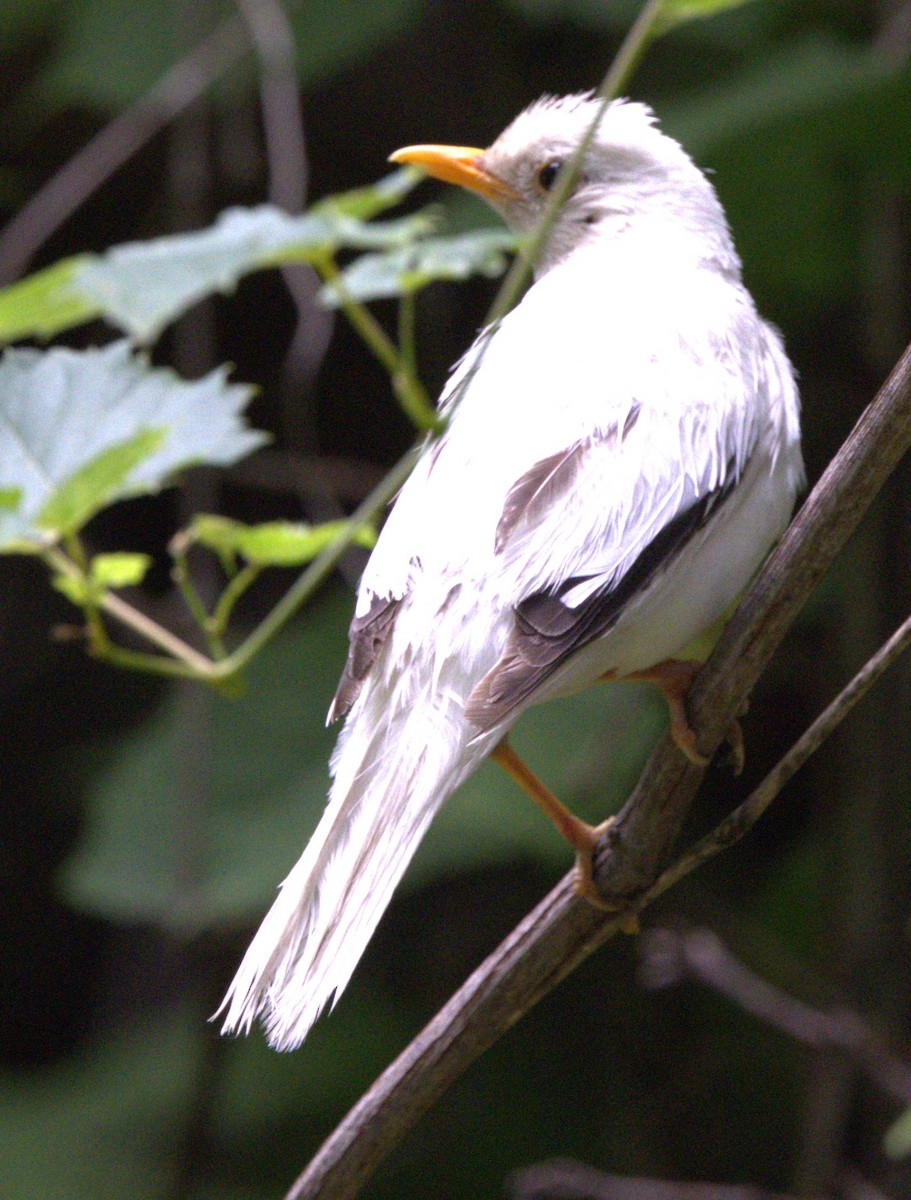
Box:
[535,204,742,285]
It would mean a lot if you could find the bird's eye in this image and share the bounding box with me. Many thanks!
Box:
[537,160,562,192]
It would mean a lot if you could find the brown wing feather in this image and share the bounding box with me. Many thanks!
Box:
[327,593,402,724]
[494,406,640,555]
[466,475,735,731]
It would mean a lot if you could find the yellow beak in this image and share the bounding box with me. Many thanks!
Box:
[388,143,520,204]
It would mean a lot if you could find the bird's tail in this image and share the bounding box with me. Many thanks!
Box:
[217,679,485,1050]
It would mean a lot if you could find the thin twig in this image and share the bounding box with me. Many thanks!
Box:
[506,1159,807,1200]
[314,254,440,433]
[640,926,911,1107]
[234,0,307,211]
[645,602,911,900]
[0,18,250,283]
[283,341,911,1200]
[44,546,215,674]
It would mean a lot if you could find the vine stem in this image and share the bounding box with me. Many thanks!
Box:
[315,255,441,434]
[209,445,420,680]
[44,546,214,675]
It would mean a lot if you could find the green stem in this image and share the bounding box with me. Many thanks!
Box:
[171,543,223,657]
[89,643,205,680]
[598,0,667,101]
[208,445,420,681]
[208,561,261,641]
[44,546,216,675]
[316,254,442,434]
[486,0,668,329]
[398,289,418,380]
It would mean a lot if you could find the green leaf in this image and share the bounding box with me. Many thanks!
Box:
[51,570,93,607]
[322,228,517,306]
[72,189,428,344]
[90,551,154,588]
[187,514,376,567]
[0,341,265,550]
[0,1007,202,1200]
[60,588,352,932]
[0,255,99,344]
[37,429,165,537]
[0,486,21,510]
[0,181,428,345]
[653,0,761,35]
[884,1107,911,1159]
[313,165,425,220]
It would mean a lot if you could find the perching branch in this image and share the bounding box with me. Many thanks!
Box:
[284,342,911,1200]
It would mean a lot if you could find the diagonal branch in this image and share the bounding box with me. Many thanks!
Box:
[284,342,911,1200]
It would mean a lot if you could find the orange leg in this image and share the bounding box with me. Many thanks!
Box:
[620,658,744,774]
[623,659,708,765]
[489,739,619,910]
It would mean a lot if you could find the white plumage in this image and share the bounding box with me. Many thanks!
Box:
[218,95,804,1050]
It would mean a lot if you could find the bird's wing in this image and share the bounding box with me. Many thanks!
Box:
[466,393,759,729]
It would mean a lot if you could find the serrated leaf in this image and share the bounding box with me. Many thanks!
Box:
[188,514,375,567]
[0,177,427,346]
[322,228,517,306]
[90,552,154,588]
[71,187,428,343]
[0,341,265,550]
[37,428,165,537]
[0,255,99,344]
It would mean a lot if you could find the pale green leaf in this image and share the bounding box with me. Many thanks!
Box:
[51,571,93,607]
[37,429,165,537]
[322,228,517,306]
[71,187,428,343]
[0,341,265,549]
[0,255,99,345]
[0,486,21,510]
[90,551,154,588]
[312,165,424,220]
[188,514,376,567]
[0,177,427,346]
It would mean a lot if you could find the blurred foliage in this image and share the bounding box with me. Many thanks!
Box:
[1,2,911,1200]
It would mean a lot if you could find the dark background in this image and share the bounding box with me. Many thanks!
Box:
[1,1,911,1198]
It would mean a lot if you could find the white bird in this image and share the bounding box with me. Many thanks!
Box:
[218,94,804,1051]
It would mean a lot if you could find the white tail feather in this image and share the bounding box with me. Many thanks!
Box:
[217,680,487,1050]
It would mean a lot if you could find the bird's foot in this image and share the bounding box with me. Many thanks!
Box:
[625,659,745,772]
[570,818,640,931]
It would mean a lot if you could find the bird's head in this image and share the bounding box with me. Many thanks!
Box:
[390,94,734,275]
